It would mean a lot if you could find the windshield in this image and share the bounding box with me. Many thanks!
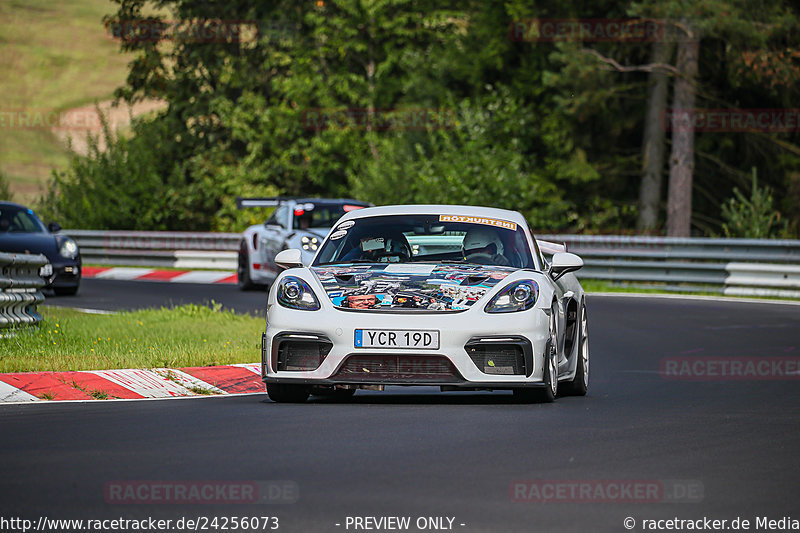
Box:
[292,202,367,230]
[314,214,534,269]
[0,205,47,234]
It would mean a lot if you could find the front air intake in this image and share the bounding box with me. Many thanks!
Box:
[333,354,461,383]
[465,337,532,376]
[274,334,332,371]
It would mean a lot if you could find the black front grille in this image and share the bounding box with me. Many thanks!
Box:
[467,343,526,375]
[333,354,460,382]
[275,338,332,371]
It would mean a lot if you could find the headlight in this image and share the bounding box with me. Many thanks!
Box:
[277,276,320,311]
[485,280,539,313]
[301,236,319,251]
[59,238,79,259]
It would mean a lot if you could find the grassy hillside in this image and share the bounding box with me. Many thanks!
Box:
[0,0,134,203]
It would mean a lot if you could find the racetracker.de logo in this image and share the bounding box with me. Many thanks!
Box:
[0,109,102,131]
[509,18,666,42]
[510,480,703,503]
[662,108,800,132]
[101,233,237,251]
[104,481,298,504]
[301,108,456,131]
[660,357,800,381]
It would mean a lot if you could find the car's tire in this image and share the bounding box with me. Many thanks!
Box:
[266,383,310,403]
[53,285,79,296]
[561,301,589,397]
[514,306,558,403]
[237,242,257,291]
[311,386,357,400]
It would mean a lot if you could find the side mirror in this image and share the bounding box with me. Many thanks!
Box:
[275,249,303,270]
[47,222,62,233]
[550,252,583,281]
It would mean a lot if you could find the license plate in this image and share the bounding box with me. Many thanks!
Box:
[355,329,439,350]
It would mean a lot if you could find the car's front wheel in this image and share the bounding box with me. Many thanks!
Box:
[237,242,257,291]
[53,285,79,296]
[266,383,310,403]
[514,307,558,403]
[561,301,589,396]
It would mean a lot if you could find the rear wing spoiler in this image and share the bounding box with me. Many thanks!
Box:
[236,197,373,210]
[236,197,286,209]
[537,239,567,255]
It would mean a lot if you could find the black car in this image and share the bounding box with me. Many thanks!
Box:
[0,201,81,295]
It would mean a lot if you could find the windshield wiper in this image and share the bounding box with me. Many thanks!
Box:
[318,259,376,265]
[413,260,470,265]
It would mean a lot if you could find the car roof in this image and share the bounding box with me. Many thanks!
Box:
[0,201,32,210]
[336,204,528,226]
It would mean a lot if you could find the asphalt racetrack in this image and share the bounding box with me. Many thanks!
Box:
[2,279,799,532]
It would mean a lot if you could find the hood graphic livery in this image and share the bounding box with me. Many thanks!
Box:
[311,263,516,311]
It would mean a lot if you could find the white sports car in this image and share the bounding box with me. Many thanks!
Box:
[260,205,589,403]
[236,197,371,290]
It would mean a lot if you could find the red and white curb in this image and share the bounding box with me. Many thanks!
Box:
[0,363,263,403]
[83,266,237,284]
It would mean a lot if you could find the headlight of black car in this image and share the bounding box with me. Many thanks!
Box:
[277,276,321,311]
[59,238,79,259]
[485,280,539,313]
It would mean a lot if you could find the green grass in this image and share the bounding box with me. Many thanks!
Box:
[0,0,135,203]
[0,303,264,373]
[579,279,721,296]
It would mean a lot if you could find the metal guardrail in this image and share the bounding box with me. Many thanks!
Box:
[66,230,239,270]
[538,234,800,298]
[66,230,800,298]
[0,253,48,331]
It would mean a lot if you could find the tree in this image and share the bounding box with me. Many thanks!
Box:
[637,39,673,231]
[39,0,800,236]
[720,168,788,238]
[631,0,800,235]
[665,19,698,237]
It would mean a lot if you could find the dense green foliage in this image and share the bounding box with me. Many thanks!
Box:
[720,169,789,238]
[0,171,13,202]
[40,0,800,236]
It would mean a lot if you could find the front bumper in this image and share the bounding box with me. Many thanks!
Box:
[45,259,81,289]
[262,306,550,388]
